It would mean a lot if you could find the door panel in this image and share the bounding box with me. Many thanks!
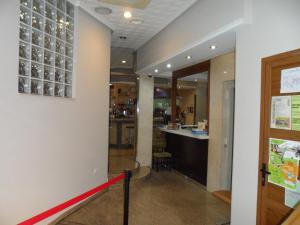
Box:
[257,49,300,225]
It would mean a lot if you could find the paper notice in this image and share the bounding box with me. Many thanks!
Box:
[271,96,291,130]
[292,95,300,131]
[285,189,300,208]
[281,67,300,93]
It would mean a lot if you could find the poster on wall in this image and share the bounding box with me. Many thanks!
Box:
[271,96,292,130]
[281,67,300,93]
[268,138,300,190]
[292,95,300,131]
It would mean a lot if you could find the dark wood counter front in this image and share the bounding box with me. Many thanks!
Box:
[165,132,208,186]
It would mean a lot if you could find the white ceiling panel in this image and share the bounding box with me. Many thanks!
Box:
[81,0,197,49]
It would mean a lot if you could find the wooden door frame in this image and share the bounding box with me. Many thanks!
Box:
[257,48,300,225]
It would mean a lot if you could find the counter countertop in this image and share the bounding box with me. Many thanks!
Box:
[160,127,209,140]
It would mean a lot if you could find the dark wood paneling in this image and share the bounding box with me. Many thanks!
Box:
[166,133,208,186]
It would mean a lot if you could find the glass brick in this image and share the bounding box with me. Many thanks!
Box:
[55,83,64,97]
[32,29,43,47]
[32,12,44,31]
[19,59,30,76]
[44,50,54,66]
[44,65,55,81]
[19,41,30,59]
[32,0,44,14]
[20,24,30,42]
[18,77,30,93]
[43,81,54,96]
[44,34,55,51]
[20,6,31,25]
[65,85,72,98]
[31,46,43,63]
[55,68,64,83]
[31,79,43,95]
[31,62,43,79]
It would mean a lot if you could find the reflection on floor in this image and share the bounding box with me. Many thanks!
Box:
[57,171,230,225]
[109,148,136,175]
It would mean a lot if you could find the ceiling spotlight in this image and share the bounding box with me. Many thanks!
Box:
[223,71,228,74]
[95,7,112,15]
[122,60,127,64]
[210,45,216,50]
[137,77,140,80]
[195,79,198,82]
[124,11,132,19]
[166,63,172,68]
[186,55,192,59]
[130,19,143,25]
[154,69,158,73]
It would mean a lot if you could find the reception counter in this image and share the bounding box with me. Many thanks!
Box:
[160,128,209,186]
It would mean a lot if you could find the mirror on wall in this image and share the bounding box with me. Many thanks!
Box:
[176,72,208,125]
[171,60,210,131]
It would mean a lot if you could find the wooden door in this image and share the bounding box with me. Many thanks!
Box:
[257,49,300,225]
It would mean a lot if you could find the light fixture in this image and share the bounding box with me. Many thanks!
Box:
[122,60,127,64]
[166,63,172,68]
[109,83,112,86]
[195,79,198,82]
[124,11,132,19]
[137,77,140,80]
[95,7,112,15]
[130,19,143,25]
[154,69,158,73]
[223,71,228,74]
[186,55,192,59]
[210,45,216,50]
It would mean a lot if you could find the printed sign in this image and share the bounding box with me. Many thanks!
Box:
[268,138,300,190]
[281,67,300,93]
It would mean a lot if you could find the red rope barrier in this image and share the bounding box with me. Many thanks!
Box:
[18,173,125,225]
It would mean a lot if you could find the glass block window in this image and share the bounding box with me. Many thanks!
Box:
[18,0,74,98]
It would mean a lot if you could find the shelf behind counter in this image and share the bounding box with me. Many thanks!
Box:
[160,127,209,186]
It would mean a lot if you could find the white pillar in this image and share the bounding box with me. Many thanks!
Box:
[136,76,154,167]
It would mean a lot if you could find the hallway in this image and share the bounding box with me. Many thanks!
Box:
[57,171,230,225]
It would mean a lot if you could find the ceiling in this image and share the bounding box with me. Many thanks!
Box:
[139,30,236,77]
[81,0,197,50]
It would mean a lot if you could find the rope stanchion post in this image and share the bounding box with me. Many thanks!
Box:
[123,169,132,225]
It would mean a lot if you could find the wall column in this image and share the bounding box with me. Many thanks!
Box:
[136,76,154,167]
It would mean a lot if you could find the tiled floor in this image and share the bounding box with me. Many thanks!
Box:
[108,148,136,175]
[57,171,230,225]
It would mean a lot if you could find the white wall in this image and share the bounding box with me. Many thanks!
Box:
[136,0,246,72]
[207,52,235,192]
[136,76,154,167]
[231,0,300,224]
[0,1,111,224]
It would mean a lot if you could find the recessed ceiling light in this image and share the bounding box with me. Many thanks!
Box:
[195,79,198,82]
[130,19,143,24]
[223,71,228,74]
[166,64,172,68]
[95,7,112,15]
[154,69,158,73]
[122,60,127,64]
[186,55,192,59]
[124,11,132,19]
[210,45,216,50]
